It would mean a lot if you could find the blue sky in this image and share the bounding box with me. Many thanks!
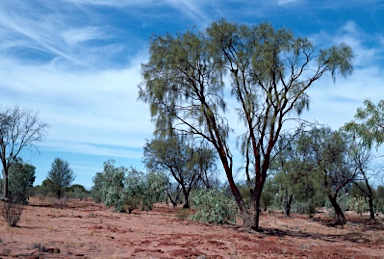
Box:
[1,0,383,188]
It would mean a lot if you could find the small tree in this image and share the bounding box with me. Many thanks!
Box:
[91,172,105,203]
[143,135,217,209]
[0,106,48,200]
[350,148,377,220]
[8,158,36,204]
[47,158,75,199]
[298,127,359,225]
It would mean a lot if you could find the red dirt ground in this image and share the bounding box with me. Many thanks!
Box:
[0,197,383,258]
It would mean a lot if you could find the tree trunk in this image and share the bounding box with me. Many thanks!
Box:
[246,183,263,231]
[2,168,9,200]
[328,195,346,225]
[284,192,293,218]
[182,187,190,209]
[167,193,178,208]
[368,195,375,221]
[253,192,261,231]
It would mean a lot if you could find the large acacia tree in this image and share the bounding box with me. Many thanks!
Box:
[138,19,353,230]
[0,106,48,200]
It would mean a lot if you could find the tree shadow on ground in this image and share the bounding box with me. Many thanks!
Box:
[256,216,384,244]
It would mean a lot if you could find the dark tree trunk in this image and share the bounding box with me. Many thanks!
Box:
[167,193,178,208]
[182,187,190,209]
[368,195,375,221]
[284,192,293,218]
[3,171,9,200]
[252,187,262,231]
[248,177,264,231]
[328,195,346,225]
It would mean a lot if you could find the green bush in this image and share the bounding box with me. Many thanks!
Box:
[376,198,384,214]
[190,189,238,224]
[91,161,167,214]
[1,159,36,204]
[349,197,368,216]
[292,199,317,217]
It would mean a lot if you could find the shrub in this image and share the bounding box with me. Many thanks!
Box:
[1,200,23,227]
[65,184,89,200]
[349,197,369,216]
[376,198,384,214]
[1,159,36,204]
[175,208,191,220]
[91,161,168,213]
[190,189,238,224]
[292,200,317,217]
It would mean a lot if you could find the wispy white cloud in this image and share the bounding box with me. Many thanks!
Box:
[0,53,153,155]
[310,21,383,68]
[61,27,108,47]
[302,20,384,129]
[165,0,210,24]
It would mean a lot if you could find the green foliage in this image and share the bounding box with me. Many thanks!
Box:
[99,161,126,212]
[143,170,168,207]
[349,197,369,216]
[190,189,238,224]
[260,180,275,211]
[65,184,89,200]
[350,181,376,199]
[376,198,384,214]
[123,168,147,213]
[90,172,105,203]
[344,99,384,149]
[143,136,217,208]
[291,200,317,217]
[91,160,167,213]
[376,185,384,197]
[47,158,76,199]
[374,185,384,214]
[34,178,55,197]
[0,159,36,204]
[298,127,359,224]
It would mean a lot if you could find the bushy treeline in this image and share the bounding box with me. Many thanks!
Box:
[255,178,384,218]
[33,180,90,201]
[89,159,240,223]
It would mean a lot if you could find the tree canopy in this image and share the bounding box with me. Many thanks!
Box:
[344,99,384,149]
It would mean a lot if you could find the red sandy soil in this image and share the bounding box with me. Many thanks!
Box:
[0,197,384,258]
